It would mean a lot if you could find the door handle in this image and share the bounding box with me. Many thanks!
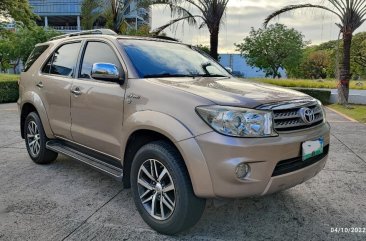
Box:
[36,81,44,88]
[71,87,82,96]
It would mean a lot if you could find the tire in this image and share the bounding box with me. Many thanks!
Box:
[24,112,58,164]
[131,140,206,235]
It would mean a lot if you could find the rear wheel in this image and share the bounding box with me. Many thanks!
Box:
[131,141,206,234]
[24,112,58,164]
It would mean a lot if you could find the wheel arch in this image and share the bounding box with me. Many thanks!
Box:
[121,111,214,197]
[20,92,54,139]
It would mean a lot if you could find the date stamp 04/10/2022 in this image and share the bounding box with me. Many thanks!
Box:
[330,227,366,234]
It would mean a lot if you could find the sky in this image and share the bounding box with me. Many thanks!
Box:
[151,0,366,53]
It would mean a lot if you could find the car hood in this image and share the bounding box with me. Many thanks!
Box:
[148,77,312,108]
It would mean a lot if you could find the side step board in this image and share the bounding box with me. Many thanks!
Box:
[46,140,123,181]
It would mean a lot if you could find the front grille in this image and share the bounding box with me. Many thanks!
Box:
[272,145,329,176]
[259,101,324,132]
[273,103,324,132]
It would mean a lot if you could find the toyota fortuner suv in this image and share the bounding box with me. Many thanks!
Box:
[18,29,330,234]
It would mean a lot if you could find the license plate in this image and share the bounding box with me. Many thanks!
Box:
[302,137,324,161]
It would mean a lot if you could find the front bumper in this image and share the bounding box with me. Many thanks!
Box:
[194,122,330,198]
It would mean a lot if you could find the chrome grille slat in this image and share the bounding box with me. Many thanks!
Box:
[259,100,324,132]
[274,114,323,129]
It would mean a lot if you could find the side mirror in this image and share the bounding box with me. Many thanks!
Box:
[91,63,124,85]
[225,67,233,74]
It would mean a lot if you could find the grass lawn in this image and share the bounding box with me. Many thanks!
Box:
[328,104,366,123]
[0,73,19,82]
[250,78,366,90]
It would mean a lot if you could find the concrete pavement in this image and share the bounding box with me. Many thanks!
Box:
[0,103,365,241]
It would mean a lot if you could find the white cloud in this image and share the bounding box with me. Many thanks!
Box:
[151,0,366,53]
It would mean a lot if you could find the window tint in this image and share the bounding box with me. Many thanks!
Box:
[24,45,49,72]
[41,55,53,74]
[120,40,229,78]
[80,42,121,79]
[49,42,81,76]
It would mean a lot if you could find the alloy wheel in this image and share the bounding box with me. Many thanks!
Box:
[137,159,176,221]
[27,120,41,157]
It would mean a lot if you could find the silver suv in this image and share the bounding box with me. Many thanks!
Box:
[18,29,330,234]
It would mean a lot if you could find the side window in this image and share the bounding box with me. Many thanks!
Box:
[41,55,53,74]
[24,45,49,72]
[48,42,81,77]
[79,41,121,79]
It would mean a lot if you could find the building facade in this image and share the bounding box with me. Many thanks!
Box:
[29,0,151,33]
[29,0,83,32]
[219,54,287,78]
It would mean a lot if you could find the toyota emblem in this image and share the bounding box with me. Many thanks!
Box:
[299,107,315,124]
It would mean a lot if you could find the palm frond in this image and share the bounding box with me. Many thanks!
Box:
[151,15,201,35]
[150,0,202,34]
[264,4,342,28]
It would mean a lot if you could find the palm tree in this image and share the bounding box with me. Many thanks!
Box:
[264,1,366,104]
[81,0,102,30]
[151,0,230,60]
[81,0,137,33]
[104,0,135,33]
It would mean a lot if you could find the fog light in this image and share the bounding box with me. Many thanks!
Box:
[235,163,250,179]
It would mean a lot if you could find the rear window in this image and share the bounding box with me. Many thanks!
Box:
[23,45,49,72]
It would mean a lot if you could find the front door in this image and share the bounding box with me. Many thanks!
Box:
[70,40,125,158]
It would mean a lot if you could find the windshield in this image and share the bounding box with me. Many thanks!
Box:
[119,39,230,78]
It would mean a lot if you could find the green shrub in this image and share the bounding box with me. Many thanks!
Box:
[0,79,19,103]
[291,88,331,104]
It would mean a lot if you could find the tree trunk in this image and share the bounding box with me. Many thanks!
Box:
[210,28,219,60]
[13,59,20,74]
[338,32,352,104]
[271,66,279,78]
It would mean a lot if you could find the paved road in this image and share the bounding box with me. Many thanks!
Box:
[328,89,366,96]
[0,103,365,241]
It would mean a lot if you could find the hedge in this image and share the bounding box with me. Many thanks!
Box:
[291,88,331,104]
[0,80,19,103]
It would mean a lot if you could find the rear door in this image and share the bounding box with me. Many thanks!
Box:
[70,40,126,158]
[37,41,82,139]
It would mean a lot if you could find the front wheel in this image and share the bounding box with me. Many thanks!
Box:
[131,141,206,234]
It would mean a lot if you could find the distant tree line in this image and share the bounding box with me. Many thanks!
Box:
[235,23,366,81]
[289,32,366,80]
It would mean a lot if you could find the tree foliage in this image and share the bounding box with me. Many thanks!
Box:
[351,32,366,78]
[235,24,306,78]
[264,0,366,104]
[288,31,366,80]
[0,27,59,73]
[81,0,102,30]
[302,50,332,79]
[81,0,147,33]
[0,0,37,28]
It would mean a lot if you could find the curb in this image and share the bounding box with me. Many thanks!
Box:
[325,106,358,123]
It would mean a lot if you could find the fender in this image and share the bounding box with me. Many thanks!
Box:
[122,110,193,146]
[20,91,55,139]
[122,111,214,197]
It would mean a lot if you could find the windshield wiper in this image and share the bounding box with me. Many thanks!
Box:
[143,73,230,79]
[195,74,230,78]
[143,73,196,78]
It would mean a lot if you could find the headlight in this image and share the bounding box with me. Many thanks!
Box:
[196,106,278,137]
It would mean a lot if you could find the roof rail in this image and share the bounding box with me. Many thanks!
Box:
[50,29,117,41]
[152,35,179,42]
